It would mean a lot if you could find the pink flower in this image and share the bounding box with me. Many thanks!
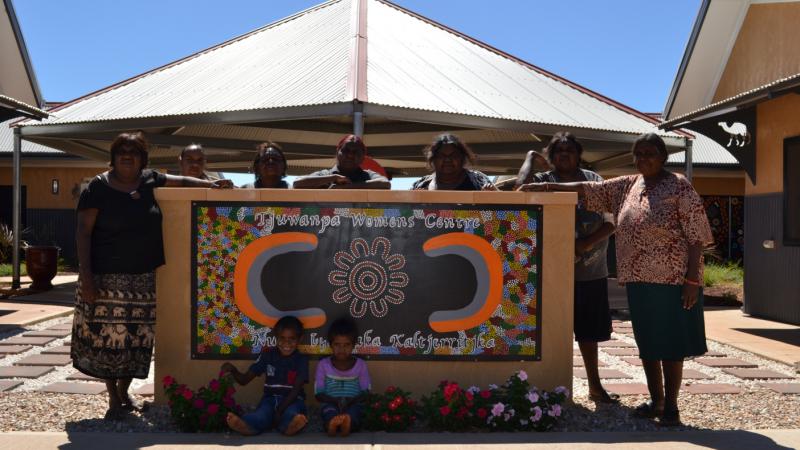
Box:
[207,403,220,415]
[223,397,235,408]
[162,375,175,387]
[532,406,542,422]
[491,402,505,417]
[439,406,451,416]
[209,379,220,392]
[181,389,193,400]
[549,404,562,417]
[517,370,528,381]
[526,391,539,403]
[225,386,235,397]
[443,383,459,401]
[193,398,205,409]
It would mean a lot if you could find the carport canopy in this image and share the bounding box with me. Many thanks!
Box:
[15,0,686,177]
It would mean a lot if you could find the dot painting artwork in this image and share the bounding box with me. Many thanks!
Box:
[191,202,542,360]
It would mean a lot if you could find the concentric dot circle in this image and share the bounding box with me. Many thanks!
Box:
[348,260,388,301]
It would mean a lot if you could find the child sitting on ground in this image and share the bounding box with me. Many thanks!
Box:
[221,315,309,436]
[315,317,371,437]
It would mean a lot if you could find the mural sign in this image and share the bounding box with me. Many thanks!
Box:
[191,202,542,361]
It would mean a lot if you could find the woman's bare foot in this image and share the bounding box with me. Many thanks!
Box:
[283,414,308,436]
[339,414,351,437]
[226,412,257,435]
[327,414,345,437]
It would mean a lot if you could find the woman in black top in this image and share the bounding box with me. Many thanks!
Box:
[71,132,230,420]
[241,142,290,189]
[411,134,496,191]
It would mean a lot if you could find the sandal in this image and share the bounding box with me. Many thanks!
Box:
[634,400,663,418]
[103,407,125,421]
[658,408,681,427]
[589,391,621,404]
[121,397,151,413]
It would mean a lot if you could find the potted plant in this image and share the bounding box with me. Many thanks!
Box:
[25,245,59,291]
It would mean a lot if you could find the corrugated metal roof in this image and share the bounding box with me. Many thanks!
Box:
[0,118,63,154]
[21,0,682,141]
[667,131,739,166]
[26,0,352,127]
[366,0,678,137]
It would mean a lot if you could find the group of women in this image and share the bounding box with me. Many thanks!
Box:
[72,130,712,428]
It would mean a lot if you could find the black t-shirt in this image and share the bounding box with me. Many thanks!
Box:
[77,170,167,274]
[249,348,309,397]
[411,170,493,191]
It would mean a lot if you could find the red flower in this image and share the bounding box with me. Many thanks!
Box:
[393,395,403,405]
[162,375,175,387]
[388,400,399,411]
[465,391,474,401]
[209,379,220,392]
[477,408,488,419]
[381,413,390,423]
[193,398,205,409]
[225,386,235,397]
[207,404,220,415]
[393,414,401,422]
[181,389,193,400]
[373,402,381,408]
[385,386,396,393]
[480,390,491,399]
[439,406,451,416]
[443,383,460,401]
[223,397,235,408]
[456,407,468,418]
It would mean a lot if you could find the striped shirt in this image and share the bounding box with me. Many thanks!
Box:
[314,357,370,398]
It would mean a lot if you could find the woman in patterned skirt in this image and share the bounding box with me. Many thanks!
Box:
[519,132,713,426]
[71,132,231,420]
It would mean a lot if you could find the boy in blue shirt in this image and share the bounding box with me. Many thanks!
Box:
[221,316,309,436]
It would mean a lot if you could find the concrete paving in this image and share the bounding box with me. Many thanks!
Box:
[1,430,799,450]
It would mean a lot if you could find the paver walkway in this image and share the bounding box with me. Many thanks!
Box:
[1,315,798,399]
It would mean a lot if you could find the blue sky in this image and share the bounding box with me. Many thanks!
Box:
[14,0,701,187]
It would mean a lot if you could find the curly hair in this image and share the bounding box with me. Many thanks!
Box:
[109,131,149,170]
[423,133,477,170]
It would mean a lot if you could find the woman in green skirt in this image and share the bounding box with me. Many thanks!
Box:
[519,132,713,426]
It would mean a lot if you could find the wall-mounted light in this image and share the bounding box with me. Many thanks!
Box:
[51,179,59,195]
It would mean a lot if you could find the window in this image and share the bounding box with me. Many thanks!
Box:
[785,137,800,245]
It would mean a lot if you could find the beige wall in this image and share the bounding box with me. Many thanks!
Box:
[747,94,800,195]
[0,166,101,209]
[153,189,577,405]
[714,3,800,101]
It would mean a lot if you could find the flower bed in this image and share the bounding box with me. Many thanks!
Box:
[163,374,241,432]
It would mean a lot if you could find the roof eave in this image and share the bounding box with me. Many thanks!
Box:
[3,0,45,107]
[663,0,711,120]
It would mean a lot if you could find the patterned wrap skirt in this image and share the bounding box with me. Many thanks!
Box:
[71,273,156,379]
[626,282,707,361]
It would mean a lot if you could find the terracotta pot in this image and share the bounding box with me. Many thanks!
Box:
[25,246,59,291]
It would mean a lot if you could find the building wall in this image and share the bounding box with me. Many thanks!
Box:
[713,3,800,101]
[689,176,744,196]
[747,94,800,196]
[0,166,100,209]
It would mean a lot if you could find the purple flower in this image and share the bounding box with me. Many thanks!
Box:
[491,402,505,417]
[554,386,570,396]
[532,406,543,422]
[526,391,539,403]
[517,370,528,381]
[551,404,562,417]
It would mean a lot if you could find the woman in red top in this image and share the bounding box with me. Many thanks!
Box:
[519,133,713,426]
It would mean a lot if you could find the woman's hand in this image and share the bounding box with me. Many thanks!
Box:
[79,274,97,304]
[517,183,547,192]
[682,283,700,309]
[210,179,233,189]
[481,182,498,191]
